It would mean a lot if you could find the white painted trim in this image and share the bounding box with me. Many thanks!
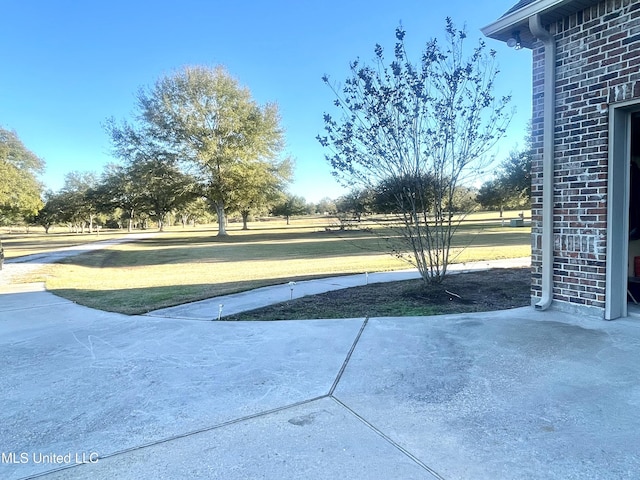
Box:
[606,100,640,319]
[481,0,576,37]
[529,14,556,311]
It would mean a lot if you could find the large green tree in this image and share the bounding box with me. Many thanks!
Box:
[315,197,337,215]
[373,174,436,215]
[318,20,511,283]
[107,65,288,236]
[0,127,45,224]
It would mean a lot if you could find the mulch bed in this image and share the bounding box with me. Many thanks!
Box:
[225,267,531,321]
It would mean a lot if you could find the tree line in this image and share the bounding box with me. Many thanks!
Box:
[35,168,322,234]
[1,67,313,233]
[0,121,530,235]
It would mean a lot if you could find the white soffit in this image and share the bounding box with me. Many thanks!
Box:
[482,0,601,47]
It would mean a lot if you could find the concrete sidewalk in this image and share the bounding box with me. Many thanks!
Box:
[2,283,640,479]
[146,257,531,320]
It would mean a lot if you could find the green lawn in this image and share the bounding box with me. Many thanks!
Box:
[12,212,532,314]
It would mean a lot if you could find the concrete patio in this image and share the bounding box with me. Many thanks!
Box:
[2,278,640,479]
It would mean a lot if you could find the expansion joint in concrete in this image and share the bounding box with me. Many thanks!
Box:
[329,396,445,480]
[325,317,444,479]
[329,316,368,396]
[21,396,329,480]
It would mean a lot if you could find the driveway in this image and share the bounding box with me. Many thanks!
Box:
[2,281,640,479]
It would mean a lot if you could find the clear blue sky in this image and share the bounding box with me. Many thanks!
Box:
[1,0,529,203]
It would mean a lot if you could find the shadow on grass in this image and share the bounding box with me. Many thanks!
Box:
[55,233,401,269]
[46,272,369,315]
[56,228,531,270]
[45,267,532,319]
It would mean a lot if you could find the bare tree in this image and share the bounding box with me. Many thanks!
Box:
[318,19,511,283]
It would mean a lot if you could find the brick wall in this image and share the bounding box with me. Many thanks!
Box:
[531,0,640,309]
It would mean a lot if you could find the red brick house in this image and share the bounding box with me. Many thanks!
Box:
[483,0,640,319]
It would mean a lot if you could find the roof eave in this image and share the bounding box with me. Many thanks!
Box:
[481,0,579,49]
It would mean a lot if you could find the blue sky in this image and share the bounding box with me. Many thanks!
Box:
[1,0,530,203]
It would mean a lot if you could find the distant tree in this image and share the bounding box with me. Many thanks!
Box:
[476,179,503,212]
[93,163,146,232]
[128,158,198,231]
[318,20,511,283]
[45,190,80,232]
[0,127,44,225]
[107,65,287,236]
[335,189,374,223]
[228,156,293,230]
[59,171,100,233]
[450,185,480,213]
[372,174,437,215]
[175,197,214,227]
[34,191,65,233]
[477,144,532,211]
[271,194,309,225]
[315,196,337,215]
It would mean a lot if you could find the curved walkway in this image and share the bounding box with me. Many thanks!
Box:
[147,257,532,320]
[1,240,639,480]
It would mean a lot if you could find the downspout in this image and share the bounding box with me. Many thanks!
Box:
[529,14,555,310]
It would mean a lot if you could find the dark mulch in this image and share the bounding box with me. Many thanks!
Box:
[224,267,531,321]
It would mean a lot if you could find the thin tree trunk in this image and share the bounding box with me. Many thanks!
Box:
[241,210,249,230]
[216,202,228,236]
[128,208,135,232]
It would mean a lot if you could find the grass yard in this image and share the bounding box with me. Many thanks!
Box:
[13,212,532,315]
